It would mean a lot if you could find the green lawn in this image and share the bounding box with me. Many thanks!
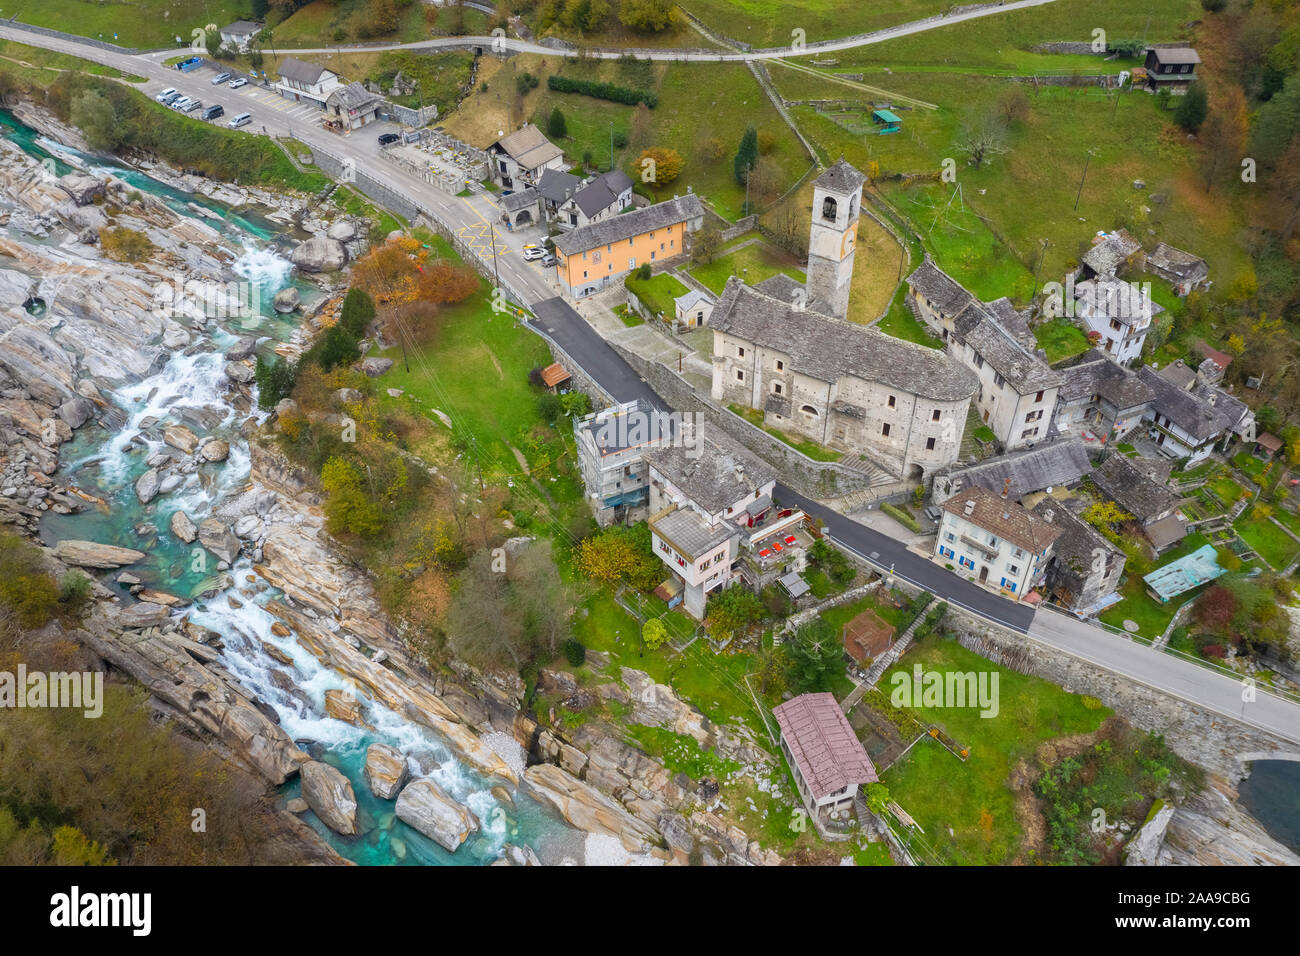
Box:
[1207,475,1248,506]
[875,293,944,349]
[728,403,842,462]
[6,0,251,48]
[624,271,689,319]
[1034,319,1091,364]
[1234,512,1300,570]
[682,0,952,48]
[691,241,807,295]
[1233,452,1271,485]
[879,634,1109,865]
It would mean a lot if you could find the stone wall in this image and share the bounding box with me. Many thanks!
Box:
[946,606,1299,780]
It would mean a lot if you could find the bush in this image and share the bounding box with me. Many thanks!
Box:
[1174,82,1207,132]
[99,226,154,262]
[339,287,376,338]
[547,74,657,108]
[254,355,298,411]
[612,129,629,149]
[56,572,93,617]
[537,392,562,424]
[636,263,652,280]
[0,534,60,629]
[516,71,541,95]
[547,107,567,139]
[564,638,586,666]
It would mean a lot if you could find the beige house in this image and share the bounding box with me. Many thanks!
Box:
[487,125,566,190]
[774,692,878,827]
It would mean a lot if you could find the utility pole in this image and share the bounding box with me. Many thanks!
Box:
[1073,149,1094,211]
[490,220,500,291]
[609,122,614,171]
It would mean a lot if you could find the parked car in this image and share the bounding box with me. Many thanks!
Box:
[201,104,224,121]
[160,91,184,107]
[155,87,178,103]
[170,96,192,111]
[181,99,202,113]
[228,77,248,89]
[540,253,557,268]
[211,71,232,85]
[521,244,544,261]
[377,132,400,146]
[228,112,252,129]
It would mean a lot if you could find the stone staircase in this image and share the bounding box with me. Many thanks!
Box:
[958,403,988,462]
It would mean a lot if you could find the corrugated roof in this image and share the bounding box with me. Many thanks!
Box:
[773,692,877,801]
[712,278,979,403]
[1144,544,1223,601]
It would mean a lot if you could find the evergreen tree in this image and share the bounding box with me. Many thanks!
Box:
[1174,82,1208,132]
[548,106,568,139]
[733,125,758,186]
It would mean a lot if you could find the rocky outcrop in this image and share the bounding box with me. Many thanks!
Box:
[198,517,241,564]
[395,778,479,852]
[134,468,161,504]
[170,510,198,544]
[273,287,301,313]
[1126,782,1300,866]
[291,236,348,273]
[524,762,667,857]
[300,760,359,836]
[56,173,105,206]
[620,667,713,748]
[51,539,145,569]
[163,424,200,455]
[364,743,409,800]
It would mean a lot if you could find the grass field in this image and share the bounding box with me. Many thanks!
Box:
[1235,512,1300,570]
[444,56,813,222]
[6,0,250,49]
[625,271,689,318]
[681,0,952,48]
[1034,319,1091,364]
[0,38,141,84]
[879,634,1109,865]
[691,240,806,294]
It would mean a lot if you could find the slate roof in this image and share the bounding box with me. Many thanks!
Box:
[814,158,866,195]
[1032,499,1122,579]
[984,296,1036,349]
[712,278,979,403]
[1058,353,1154,408]
[569,171,630,218]
[939,439,1093,502]
[941,484,1063,554]
[328,81,382,111]
[278,58,331,86]
[646,429,775,516]
[501,186,540,213]
[955,306,1062,394]
[1157,359,1198,390]
[906,258,976,317]
[491,125,564,171]
[773,692,877,802]
[1092,453,1177,523]
[751,274,832,316]
[1137,366,1239,442]
[1080,229,1142,277]
[1148,46,1201,65]
[674,289,712,313]
[1146,242,1207,282]
[555,194,703,256]
[535,168,582,204]
[221,20,263,36]
[1074,277,1164,326]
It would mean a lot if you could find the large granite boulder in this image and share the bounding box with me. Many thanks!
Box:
[57,173,105,206]
[163,423,199,454]
[291,236,348,273]
[170,510,198,544]
[363,742,409,800]
[394,778,479,852]
[300,760,358,836]
[273,287,300,313]
[52,539,145,569]
[134,468,160,504]
[198,517,240,564]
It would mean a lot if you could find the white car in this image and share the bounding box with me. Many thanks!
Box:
[181,99,202,113]
[155,87,178,102]
[171,97,192,111]
[211,71,232,85]
[521,244,544,261]
[229,77,248,89]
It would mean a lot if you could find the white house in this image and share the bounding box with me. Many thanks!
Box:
[218,20,262,52]
[275,58,341,109]
[557,170,634,229]
[673,289,714,329]
[486,125,566,190]
[773,692,878,828]
[1074,277,1162,365]
[1137,366,1254,464]
[934,484,1061,598]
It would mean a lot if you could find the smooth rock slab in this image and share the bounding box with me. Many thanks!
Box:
[198,517,240,564]
[52,539,145,569]
[163,423,200,454]
[300,760,359,836]
[363,742,409,800]
[134,468,160,504]
[170,510,198,544]
[394,778,479,852]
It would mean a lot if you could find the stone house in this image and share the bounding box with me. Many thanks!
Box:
[575,400,673,527]
[711,278,977,480]
[1137,366,1254,465]
[557,170,635,229]
[487,125,566,190]
[930,438,1093,507]
[673,289,714,329]
[1053,350,1154,446]
[1090,452,1185,552]
[1145,242,1209,296]
[1032,499,1125,618]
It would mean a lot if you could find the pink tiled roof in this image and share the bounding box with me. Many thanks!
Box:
[773,692,877,801]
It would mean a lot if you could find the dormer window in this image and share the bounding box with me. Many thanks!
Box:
[821,196,838,222]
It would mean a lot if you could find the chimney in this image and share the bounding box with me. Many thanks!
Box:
[1001,478,1011,499]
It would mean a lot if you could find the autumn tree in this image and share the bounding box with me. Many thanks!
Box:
[642,617,668,651]
[697,137,725,165]
[690,224,722,265]
[1269,133,1300,240]
[619,0,674,33]
[635,146,683,186]
[1194,584,1238,633]
[1199,84,1249,192]
[704,584,764,643]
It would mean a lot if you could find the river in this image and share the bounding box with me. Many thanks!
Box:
[3,108,587,866]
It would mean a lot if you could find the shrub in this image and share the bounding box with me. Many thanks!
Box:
[339,287,376,338]
[547,74,657,108]
[99,226,153,262]
[636,263,652,280]
[254,355,298,410]
[641,618,667,650]
[564,638,586,666]
[57,572,93,617]
[547,107,567,139]
[0,533,60,628]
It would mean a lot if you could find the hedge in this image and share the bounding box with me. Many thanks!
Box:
[547,74,657,108]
